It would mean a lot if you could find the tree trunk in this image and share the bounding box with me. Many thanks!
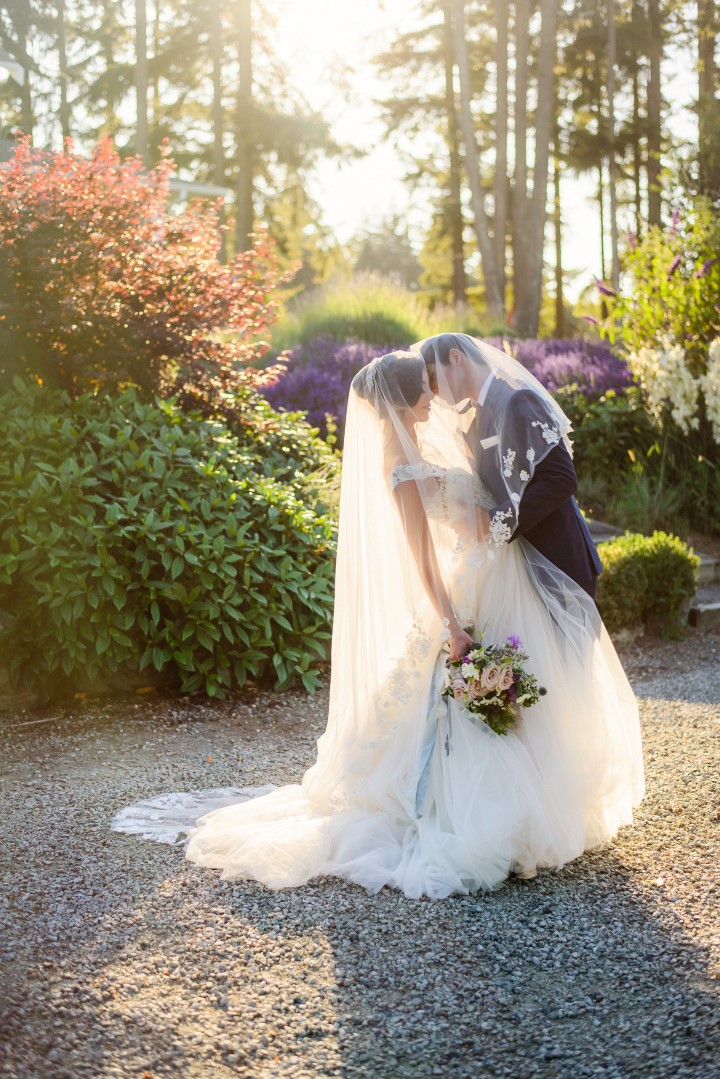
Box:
[57,0,71,140]
[631,1,643,238]
[235,0,254,251]
[698,0,717,194]
[553,112,564,337]
[442,0,466,305]
[514,0,557,338]
[152,0,161,147]
[598,162,608,318]
[210,0,227,263]
[647,0,662,225]
[512,0,530,324]
[607,0,620,288]
[494,0,509,306]
[451,0,504,321]
[135,0,148,163]
[14,1,33,137]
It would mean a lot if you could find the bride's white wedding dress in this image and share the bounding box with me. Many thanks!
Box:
[112,455,644,900]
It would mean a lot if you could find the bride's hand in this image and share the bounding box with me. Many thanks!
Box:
[450,625,474,661]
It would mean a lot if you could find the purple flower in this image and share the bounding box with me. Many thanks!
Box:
[262,334,633,441]
[581,315,600,326]
[668,208,681,237]
[667,254,682,278]
[594,278,617,297]
[695,257,718,278]
[626,231,637,250]
[507,634,522,649]
[259,337,400,443]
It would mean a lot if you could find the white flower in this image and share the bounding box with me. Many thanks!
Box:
[502,448,516,477]
[526,448,536,462]
[628,338,700,433]
[519,469,530,482]
[699,337,720,444]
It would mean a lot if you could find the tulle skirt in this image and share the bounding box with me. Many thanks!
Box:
[175,541,644,900]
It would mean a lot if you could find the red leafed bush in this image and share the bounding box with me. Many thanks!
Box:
[0,137,281,399]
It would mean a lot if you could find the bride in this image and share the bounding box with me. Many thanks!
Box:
[113,336,645,899]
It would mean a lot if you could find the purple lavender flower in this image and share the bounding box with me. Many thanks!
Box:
[507,634,522,649]
[497,341,632,398]
[259,337,399,443]
[695,257,718,278]
[261,334,632,441]
[626,231,637,250]
[594,278,617,297]
[668,208,681,236]
[581,315,600,326]
[667,254,682,278]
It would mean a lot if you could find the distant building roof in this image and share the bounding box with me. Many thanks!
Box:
[0,48,25,86]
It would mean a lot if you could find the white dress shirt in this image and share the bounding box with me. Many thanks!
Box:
[476,369,495,407]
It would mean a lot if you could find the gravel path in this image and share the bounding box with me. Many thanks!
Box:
[1,628,719,1079]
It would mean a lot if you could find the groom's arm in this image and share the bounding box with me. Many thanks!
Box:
[510,444,577,539]
[486,388,578,541]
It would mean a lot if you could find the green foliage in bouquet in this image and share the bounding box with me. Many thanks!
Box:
[0,380,336,700]
[596,531,700,640]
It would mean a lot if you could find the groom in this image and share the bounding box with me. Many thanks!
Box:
[418,333,603,599]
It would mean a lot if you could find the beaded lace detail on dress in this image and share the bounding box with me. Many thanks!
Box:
[390,461,494,517]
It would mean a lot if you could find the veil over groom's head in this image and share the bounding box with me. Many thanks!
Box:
[414,333,493,406]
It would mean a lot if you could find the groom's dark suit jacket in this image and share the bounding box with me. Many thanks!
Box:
[469,377,603,599]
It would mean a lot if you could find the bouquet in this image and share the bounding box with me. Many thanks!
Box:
[441,632,546,736]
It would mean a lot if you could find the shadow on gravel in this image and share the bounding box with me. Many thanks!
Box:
[2,836,719,1078]
[35,847,716,1079]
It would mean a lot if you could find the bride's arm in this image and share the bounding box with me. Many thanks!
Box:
[392,479,473,660]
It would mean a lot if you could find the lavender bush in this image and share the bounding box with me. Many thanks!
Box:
[260,336,632,443]
[260,338,400,442]
[486,337,632,396]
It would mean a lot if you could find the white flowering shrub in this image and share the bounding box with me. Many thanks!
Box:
[699,338,720,444]
[627,339,700,433]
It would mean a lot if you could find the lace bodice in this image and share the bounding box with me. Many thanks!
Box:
[390,461,494,519]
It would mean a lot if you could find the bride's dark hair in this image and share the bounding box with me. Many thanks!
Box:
[352,352,426,415]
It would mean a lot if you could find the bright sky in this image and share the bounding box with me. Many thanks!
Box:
[272,0,699,304]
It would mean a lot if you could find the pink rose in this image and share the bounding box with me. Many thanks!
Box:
[499,664,515,691]
[451,677,467,700]
[470,680,489,699]
[480,664,502,691]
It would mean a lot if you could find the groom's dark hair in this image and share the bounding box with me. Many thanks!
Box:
[418,333,461,368]
[418,333,480,393]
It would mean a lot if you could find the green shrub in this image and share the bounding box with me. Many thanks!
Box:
[0,380,336,699]
[596,531,700,639]
[560,386,720,535]
[602,199,720,367]
[556,387,657,483]
[222,373,341,503]
[605,466,687,536]
[270,273,505,352]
